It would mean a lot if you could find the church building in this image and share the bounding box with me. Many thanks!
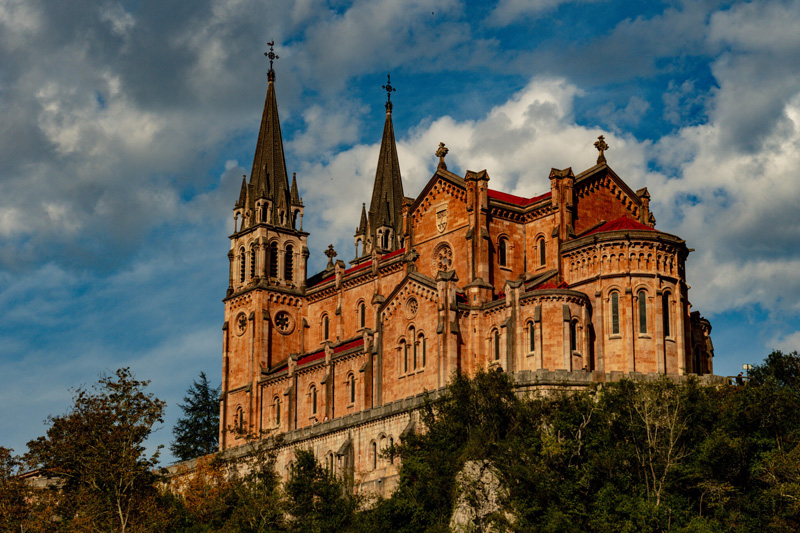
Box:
[218,49,714,491]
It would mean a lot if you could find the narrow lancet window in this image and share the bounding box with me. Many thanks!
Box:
[494,330,500,361]
[284,244,294,283]
[663,292,671,337]
[638,289,647,333]
[611,292,620,335]
[269,242,279,279]
[570,320,577,352]
[539,239,546,266]
[529,322,535,352]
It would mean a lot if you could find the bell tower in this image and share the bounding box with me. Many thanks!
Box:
[221,43,308,447]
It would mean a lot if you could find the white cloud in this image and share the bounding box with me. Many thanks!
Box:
[769,330,800,354]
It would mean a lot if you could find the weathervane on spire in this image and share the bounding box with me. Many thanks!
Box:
[265,41,279,81]
[382,74,396,112]
[594,135,609,164]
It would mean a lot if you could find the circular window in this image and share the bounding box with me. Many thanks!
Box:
[235,312,248,336]
[274,310,295,335]
[405,297,419,319]
[433,243,453,272]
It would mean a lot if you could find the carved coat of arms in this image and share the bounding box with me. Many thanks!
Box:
[436,206,447,233]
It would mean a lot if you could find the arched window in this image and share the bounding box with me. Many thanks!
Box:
[539,239,546,266]
[498,238,508,267]
[322,315,329,341]
[570,320,578,352]
[371,441,377,470]
[359,302,366,329]
[310,386,317,416]
[402,341,408,373]
[420,334,426,367]
[236,407,244,432]
[348,373,356,404]
[410,327,417,369]
[389,437,395,464]
[239,248,246,283]
[528,322,535,352]
[274,397,281,426]
[284,244,294,282]
[250,245,256,279]
[662,292,671,337]
[610,291,620,335]
[382,231,390,249]
[494,329,500,361]
[638,289,647,334]
[327,452,334,472]
[269,242,279,279]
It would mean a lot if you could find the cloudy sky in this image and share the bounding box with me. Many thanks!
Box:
[2,0,800,463]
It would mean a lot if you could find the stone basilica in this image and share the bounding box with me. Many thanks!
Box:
[217,56,714,493]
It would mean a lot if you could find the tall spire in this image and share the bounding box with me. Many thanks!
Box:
[368,74,404,250]
[247,41,291,226]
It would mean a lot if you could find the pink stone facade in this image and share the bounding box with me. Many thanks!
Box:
[216,71,714,488]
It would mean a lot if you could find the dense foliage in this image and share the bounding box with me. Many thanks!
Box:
[365,351,800,532]
[3,352,800,531]
[171,372,221,461]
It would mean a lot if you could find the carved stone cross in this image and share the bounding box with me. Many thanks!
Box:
[324,244,338,269]
[594,135,609,164]
[435,142,449,169]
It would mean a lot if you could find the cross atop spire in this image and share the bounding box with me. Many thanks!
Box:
[265,41,279,82]
[382,74,396,112]
[594,135,609,164]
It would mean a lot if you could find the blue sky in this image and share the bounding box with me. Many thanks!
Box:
[2,0,800,464]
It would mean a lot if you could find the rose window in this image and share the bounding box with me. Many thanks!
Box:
[434,243,453,272]
[274,311,294,335]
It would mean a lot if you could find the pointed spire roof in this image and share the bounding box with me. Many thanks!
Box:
[246,45,292,225]
[368,77,404,246]
[290,172,301,205]
[356,203,368,235]
[236,175,247,209]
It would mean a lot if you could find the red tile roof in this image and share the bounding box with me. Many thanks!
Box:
[334,337,365,354]
[381,247,406,260]
[295,338,365,368]
[585,216,655,235]
[297,350,324,366]
[488,189,551,207]
[344,261,372,276]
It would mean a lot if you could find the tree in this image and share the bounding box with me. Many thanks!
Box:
[284,448,358,533]
[25,367,166,533]
[171,371,221,461]
[0,447,29,532]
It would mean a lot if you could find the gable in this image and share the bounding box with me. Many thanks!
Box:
[573,164,644,234]
[380,272,438,321]
[409,169,468,244]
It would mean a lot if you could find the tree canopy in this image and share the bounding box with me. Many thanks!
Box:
[25,367,166,533]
